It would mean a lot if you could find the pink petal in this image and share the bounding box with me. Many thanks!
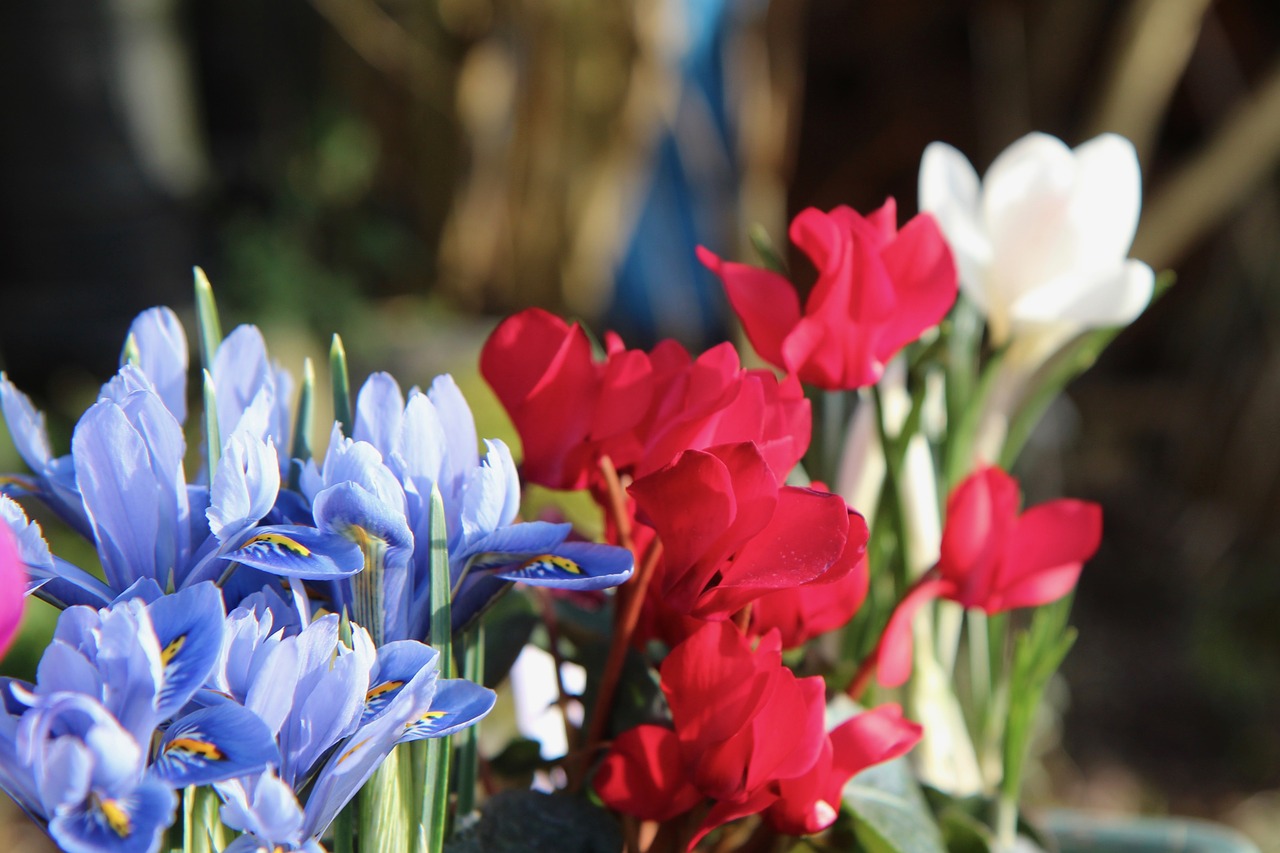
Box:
[0,524,24,656]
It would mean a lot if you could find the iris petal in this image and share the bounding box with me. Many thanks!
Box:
[226,526,364,579]
[150,705,279,787]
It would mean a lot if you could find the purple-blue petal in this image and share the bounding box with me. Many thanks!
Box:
[146,583,227,718]
[125,308,188,425]
[398,678,496,743]
[149,704,280,787]
[224,525,364,579]
[49,776,175,853]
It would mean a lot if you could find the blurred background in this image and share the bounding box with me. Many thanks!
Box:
[2,0,1280,848]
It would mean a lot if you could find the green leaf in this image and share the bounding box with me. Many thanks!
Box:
[289,357,316,490]
[1000,269,1176,469]
[843,757,947,853]
[478,591,538,689]
[421,486,453,853]
[360,747,410,853]
[193,267,223,375]
[749,223,789,275]
[443,790,621,853]
[456,624,485,819]
[330,333,352,438]
[939,808,994,853]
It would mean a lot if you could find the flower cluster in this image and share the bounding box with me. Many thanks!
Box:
[478,130,1134,850]
[0,298,635,853]
[0,127,1145,853]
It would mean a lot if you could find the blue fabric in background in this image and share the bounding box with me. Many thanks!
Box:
[606,0,756,351]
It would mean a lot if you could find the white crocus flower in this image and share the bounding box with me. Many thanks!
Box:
[920,132,1154,351]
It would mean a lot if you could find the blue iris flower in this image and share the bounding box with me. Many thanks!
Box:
[204,606,495,852]
[1,315,360,607]
[0,583,279,853]
[348,372,634,636]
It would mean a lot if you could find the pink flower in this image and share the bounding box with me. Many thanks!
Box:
[0,523,25,657]
[876,466,1102,687]
[698,199,957,390]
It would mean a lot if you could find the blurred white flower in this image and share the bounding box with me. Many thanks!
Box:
[509,645,585,765]
[920,132,1154,347]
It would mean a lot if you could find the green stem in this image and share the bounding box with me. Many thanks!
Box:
[456,623,485,818]
[871,385,912,592]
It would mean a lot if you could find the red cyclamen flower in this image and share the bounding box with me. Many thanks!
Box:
[479,308,652,490]
[595,622,921,848]
[479,309,810,493]
[877,466,1103,686]
[698,199,957,390]
[628,442,867,620]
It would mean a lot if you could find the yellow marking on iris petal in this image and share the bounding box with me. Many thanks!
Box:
[407,710,448,729]
[244,532,311,557]
[345,525,373,549]
[166,737,224,760]
[339,738,372,764]
[99,798,132,837]
[161,634,186,666]
[519,554,582,574]
[365,680,404,703]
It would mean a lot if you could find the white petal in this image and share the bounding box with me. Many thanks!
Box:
[1067,133,1142,265]
[919,142,993,298]
[1009,259,1154,329]
[981,134,1082,306]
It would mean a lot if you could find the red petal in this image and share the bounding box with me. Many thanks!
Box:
[687,788,780,852]
[662,622,777,748]
[875,577,949,687]
[594,725,703,821]
[744,673,828,790]
[698,245,801,370]
[989,499,1102,611]
[592,349,653,443]
[828,703,923,778]
[876,212,958,361]
[695,487,853,617]
[479,309,598,489]
[938,467,1020,607]
[749,552,868,649]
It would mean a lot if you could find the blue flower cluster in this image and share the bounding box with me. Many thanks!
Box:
[0,301,635,853]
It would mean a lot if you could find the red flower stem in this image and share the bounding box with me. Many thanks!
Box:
[732,603,753,634]
[845,652,877,703]
[576,536,664,788]
[599,455,634,553]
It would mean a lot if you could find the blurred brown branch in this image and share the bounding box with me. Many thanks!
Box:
[1089,0,1214,164]
[307,0,453,109]
[1134,58,1280,269]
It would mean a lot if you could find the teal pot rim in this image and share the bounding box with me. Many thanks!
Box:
[1041,809,1260,853]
